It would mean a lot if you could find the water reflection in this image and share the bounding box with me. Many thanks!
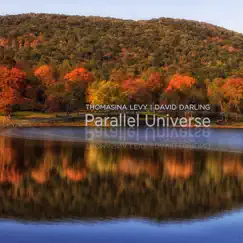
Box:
[2,127,243,152]
[0,134,243,221]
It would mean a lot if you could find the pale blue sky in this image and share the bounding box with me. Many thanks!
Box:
[0,0,242,33]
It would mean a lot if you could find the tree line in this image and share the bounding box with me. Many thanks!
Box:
[0,64,242,115]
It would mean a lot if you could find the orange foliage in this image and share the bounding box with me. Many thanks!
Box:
[34,65,55,86]
[0,37,8,47]
[30,34,44,48]
[64,68,93,84]
[166,74,196,92]
[222,77,243,111]
[222,77,243,97]
[64,68,94,96]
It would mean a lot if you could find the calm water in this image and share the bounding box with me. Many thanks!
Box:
[0,127,243,243]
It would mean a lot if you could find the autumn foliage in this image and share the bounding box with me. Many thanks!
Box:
[164,151,194,179]
[145,72,163,92]
[88,80,128,105]
[166,74,196,92]
[222,77,243,112]
[0,66,29,112]
[34,65,55,87]
[121,78,152,103]
[64,68,93,86]
[207,77,243,113]
[0,60,242,115]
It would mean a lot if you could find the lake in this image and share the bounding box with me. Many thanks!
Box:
[0,127,243,243]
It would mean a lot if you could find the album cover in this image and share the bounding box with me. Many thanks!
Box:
[0,1,242,242]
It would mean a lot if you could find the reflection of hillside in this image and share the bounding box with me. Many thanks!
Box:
[0,137,23,184]
[30,141,88,183]
[206,152,243,178]
[223,154,243,176]
[61,143,87,182]
[0,136,15,165]
[87,144,161,177]
[164,150,194,179]
[64,168,86,181]
[0,172,243,221]
[0,167,22,184]
[118,157,160,177]
[31,141,56,184]
[0,136,242,221]
[86,144,119,174]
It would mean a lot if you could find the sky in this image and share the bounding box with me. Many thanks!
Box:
[0,0,242,33]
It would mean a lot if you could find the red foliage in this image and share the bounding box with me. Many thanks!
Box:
[121,77,152,103]
[0,66,29,111]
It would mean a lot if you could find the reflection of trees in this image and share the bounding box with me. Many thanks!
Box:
[1,170,243,221]
[86,145,161,177]
[118,157,160,177]
[64,168,86,181]
[223,153,243,176]
[0,167,23,184]
[118,147,161,177]
[205,152,223,182]
[0,136,243,221]
[163,149,194,179]
[61,143,87,181]
[31,141,57,184]
[205,152,243,180]
[0,136,23,184]
[30,141,88,183]
[0,136,14,165]
[86,144,119,174]
[0,137,88,184]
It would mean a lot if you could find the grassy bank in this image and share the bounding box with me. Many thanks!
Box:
[0,111,243,128]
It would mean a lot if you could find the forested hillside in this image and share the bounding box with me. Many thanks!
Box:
[0,14,242,114]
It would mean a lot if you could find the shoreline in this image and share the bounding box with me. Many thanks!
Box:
[1,112,243,129]
[0,121,243,129]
